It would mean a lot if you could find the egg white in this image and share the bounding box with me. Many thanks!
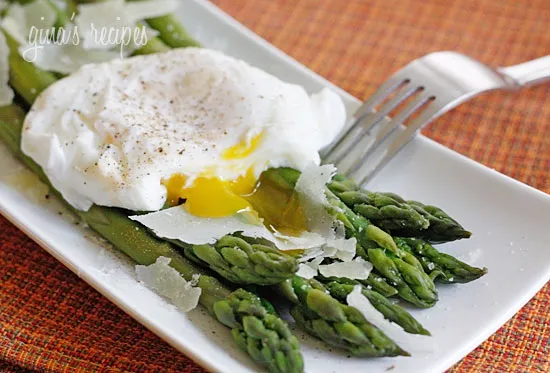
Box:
[22,48,346,211]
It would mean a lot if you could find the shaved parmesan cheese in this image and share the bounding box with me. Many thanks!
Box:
[295,163,337,234]
[319,257,372,280]
[131,206,269,245]
[347,286,434,353]
[136,256,201,312]
[1,6,27,44]
[296,263,317,279]
[1,0,57,44]
[125,0,179,21]
[130,206,326,251]
[297,256,325,279]
[0,31,14,106]
[17,22,158,73]
[297,257,324,279]
[325,236,357,262]
[298,235,356,263]
[294,163,357,260]
[21,42,121,74]
[272,230,326,250]
[0,17,26,45]
[298,247,325,263]
[309,256,325,269]
[76,0,177,50]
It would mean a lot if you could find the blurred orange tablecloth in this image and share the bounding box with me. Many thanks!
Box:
[1,0,549,372]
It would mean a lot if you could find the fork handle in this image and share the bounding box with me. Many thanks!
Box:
[498,56,550,87]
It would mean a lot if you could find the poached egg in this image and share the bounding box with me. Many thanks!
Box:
[22,48,346,215]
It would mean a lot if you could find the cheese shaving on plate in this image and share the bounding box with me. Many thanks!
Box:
[296,257,324,279]
[295,163,337,234]
[323,235,357,262]
[296,263,317,279]
[319,257,372,280]
[1,0,57,44]
[136,256,201,312]
[0,31,14,106]
[76,0,177,50]
[347,286,435,353]
[292,164,365,278]
[20,30,122,74]
[130,206,326,251]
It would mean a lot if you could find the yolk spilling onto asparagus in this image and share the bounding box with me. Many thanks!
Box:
[163,133,307,235]
[164,169,256,217]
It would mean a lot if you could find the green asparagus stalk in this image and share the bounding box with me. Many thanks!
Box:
[328,174,429,232]
[145,14,201,48]
[255,167,400,254]
[2,36,304,373]
[320,278,430,335]
[328,174,471,243]
[358,244,438,308]
[214,289,304,373]
[276,276,408,357]
[260,167,438,308]
[172,234,299,286]
[360,272,398,298]
[176,232,409,354]
[133,22,171,55]
[395,237,487,283]
[4,30,57,103]
[404,201,472,243]
[121,0,201,48]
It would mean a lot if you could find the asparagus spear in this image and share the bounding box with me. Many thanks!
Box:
[260,167,438,308]
[360,272,398,298]
[172,235,299,286]
[133,23,171,55]
[255,167,400,254]
[4,30,57,103]
[328,174,429,232]
[276,276,408,357]
[145,14,201,48]
[404,201,472,243]
[119,0,201,48]
[395,237,487,283]
[2,37,304,373]
[320,278,430,335]
[328,174,471,243]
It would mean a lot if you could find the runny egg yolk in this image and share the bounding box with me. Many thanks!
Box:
[163,134,263,217]
[163,133,308,237]
[222,133,264,160]
[163,169,257,217]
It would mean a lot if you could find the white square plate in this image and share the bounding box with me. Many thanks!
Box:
[1,1,549,372]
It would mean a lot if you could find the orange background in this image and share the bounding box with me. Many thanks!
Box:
[1,0,548,372]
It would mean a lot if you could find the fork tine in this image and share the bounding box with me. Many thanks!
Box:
[321,76,409,162]
[321,116,369,164]
[353,102,443,185]
[322,83,418,165]
[345,92,432,179]
[349,83,420,138]
[353,75,410,118]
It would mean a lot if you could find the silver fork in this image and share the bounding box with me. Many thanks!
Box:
[321,52,550,185]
